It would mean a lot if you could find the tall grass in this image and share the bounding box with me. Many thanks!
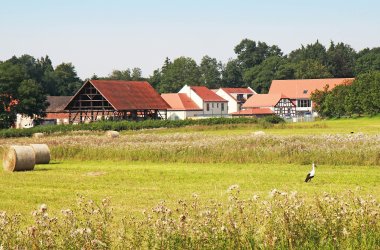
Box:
[1,132,378,166]
[1,189,379,249]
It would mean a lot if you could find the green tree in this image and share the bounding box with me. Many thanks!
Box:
[0,56,48,128]
[159,57,200,93]
[354,71,380,115]
[131,67,143,81]
[289,40,328,65]
[355,47,380,75]
[16,79,48,118]
[221,59,244,87]
[294,59,333,79]
[108,69,132,80]
[234,39,282,69]
[310,85,330,117]
[199,55,222,88]
[243,56,289,93]
[54,63,82,95]
[327,42,356,77]
[148,69,162,90]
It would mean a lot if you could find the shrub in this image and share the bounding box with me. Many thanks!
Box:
[0,117,262,138]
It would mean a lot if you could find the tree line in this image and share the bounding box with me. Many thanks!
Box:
[1,39,380,128]
[311,71,380,118]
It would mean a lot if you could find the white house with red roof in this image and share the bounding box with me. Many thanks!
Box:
[161,93,203,120]
[215,87,256,114]
[268,78,354,116]
[173,85,228,118]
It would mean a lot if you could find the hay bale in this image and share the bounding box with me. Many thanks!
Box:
[3,145,36,172]
[33,133,44,138]
[105,131,119,138]
[253,131,265,136]
[30,144,50,164]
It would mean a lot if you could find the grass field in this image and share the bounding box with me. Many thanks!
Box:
[0,116,379,248]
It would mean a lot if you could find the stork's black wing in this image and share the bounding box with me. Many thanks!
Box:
[305,173,313,182]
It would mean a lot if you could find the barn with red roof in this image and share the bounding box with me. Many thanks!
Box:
[64,80,170,123]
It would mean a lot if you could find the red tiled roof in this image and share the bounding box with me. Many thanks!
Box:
[161,93,202,110]
[220,88,254,94]
[231,108,274,115]
[190,86,227,102]
[45,113,70,119]
[269,78,354,99]
[243,94,287,108]
[66,80,170,110]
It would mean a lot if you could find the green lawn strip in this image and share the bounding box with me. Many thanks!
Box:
[1,161,379,221]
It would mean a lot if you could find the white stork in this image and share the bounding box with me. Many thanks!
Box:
[305,163,316,182]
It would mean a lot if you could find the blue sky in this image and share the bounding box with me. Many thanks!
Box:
[1,0,379,78]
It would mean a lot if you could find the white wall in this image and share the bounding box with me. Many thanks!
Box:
[16,114,34,129]
[166,110,204,120]
[202,102,228,116]
[215,89,238,114]
[179,85,204,109]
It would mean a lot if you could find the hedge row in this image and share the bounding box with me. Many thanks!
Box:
[0,116,284,138]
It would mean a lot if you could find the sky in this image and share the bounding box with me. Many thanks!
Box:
[1,0,379,79]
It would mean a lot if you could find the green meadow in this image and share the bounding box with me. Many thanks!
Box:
[0,116,379,248]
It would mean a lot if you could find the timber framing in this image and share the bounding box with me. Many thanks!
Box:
[274,98,296,117]
[64,80,168,123]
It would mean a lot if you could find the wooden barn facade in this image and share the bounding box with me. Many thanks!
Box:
[64,80,169,123]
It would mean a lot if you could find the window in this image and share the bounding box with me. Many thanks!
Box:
[212,103,214,108]
[221,103,224,111]
[237,94,244,101]
[217,103,219,108]
[303,90,308,94]
[206,103,210,111]
[297,99,311,107]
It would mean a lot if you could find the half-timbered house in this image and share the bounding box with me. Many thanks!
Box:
[242,93,296,118]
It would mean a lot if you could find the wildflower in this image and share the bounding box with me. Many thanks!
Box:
[39,204,48,213]
[227,184,239,193]
[252,195,260,201]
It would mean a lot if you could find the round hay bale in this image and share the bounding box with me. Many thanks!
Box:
[3,146,36,172]
[30,144,50,164]
[33,133,44,138]
[253,131,265,136]
[105,131,120,138]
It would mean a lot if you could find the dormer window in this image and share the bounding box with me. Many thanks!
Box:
[303,90,308,94]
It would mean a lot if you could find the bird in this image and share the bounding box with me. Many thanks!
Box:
[305,163,316,182]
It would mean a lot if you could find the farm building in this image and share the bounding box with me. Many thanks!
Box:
[231,108,274,117]
[64,80,169,123]
[215,87,256,114]
[161,93,202,120]
[268,78,354,116]
[43,96,72,125]
[177,85,229,118]
[242,93,296,118]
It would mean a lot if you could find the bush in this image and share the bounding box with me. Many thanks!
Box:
[0,117,264,138]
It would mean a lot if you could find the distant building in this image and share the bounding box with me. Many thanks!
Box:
[268,78,354,116]
[176,85,228,118]
[215,87,256,114]
[64,80,169,123]
[161,93,202,120]
[243,93,296,118]
[231,108,274,117]
[44,96,72,125]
